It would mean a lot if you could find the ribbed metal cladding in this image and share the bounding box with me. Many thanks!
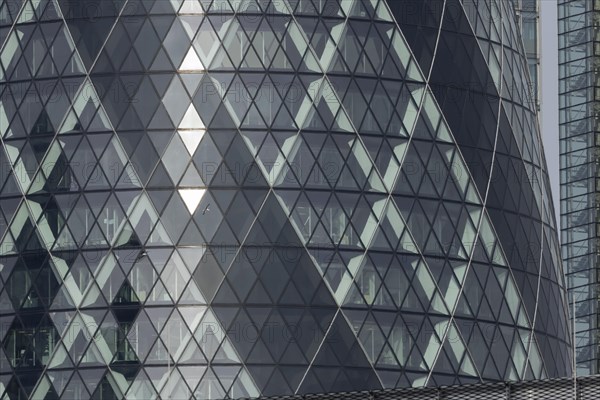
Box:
[257,376,600,400]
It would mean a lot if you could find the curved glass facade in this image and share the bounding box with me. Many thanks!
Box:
[0,0,569,398]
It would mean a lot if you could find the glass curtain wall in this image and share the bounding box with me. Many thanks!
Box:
[0,0,571,398]
[559,0,600,376]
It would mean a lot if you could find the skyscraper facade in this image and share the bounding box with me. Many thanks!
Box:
[558,0,598,375]
[515,0,540,109]
[395,0,568,377]
[0,0,569,398]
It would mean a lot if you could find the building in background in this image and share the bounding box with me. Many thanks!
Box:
[515,0,540,109]
[559,0,598,376]
[0,0,570,398]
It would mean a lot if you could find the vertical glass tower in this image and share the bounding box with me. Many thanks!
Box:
[515,0,540,109]
[0,0,570,398]
[559,0,598,376]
